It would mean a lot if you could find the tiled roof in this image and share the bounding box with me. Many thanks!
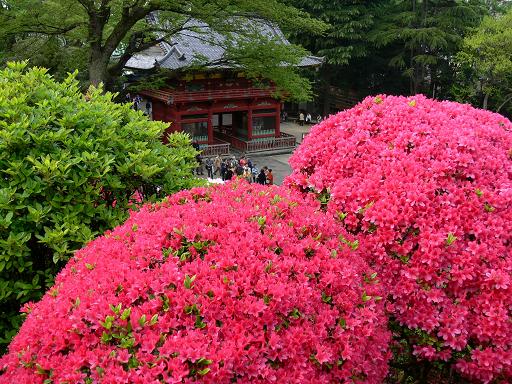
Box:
[125,19,323,71]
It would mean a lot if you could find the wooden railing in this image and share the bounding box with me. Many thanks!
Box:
[200,140,230,157]
[246,133,296,152]
[217,132,296,153]
[141,87,277,104]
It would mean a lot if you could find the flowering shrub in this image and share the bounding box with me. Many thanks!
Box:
[0,182,390,383]
[0,62,199,350]
[286,95,512,382]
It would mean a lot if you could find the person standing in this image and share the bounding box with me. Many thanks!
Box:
[243,166,252,183]
[225,167,234,181]
[252,165,259,183]
[220,160,227,181]
[266,169,274,185]
[213,155,221,176]
[306,113,312,124]
[256,169,267,185]
[299,112,305,126]
[195,153,204,176]
[235,163,244,176]
[205,157,214,179]
[192,141,201,174]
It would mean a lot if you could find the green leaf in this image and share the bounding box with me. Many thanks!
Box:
[484,203,495,213]
[101,315,115,330]
[362,292,372,302]
[446,233,457,246]
[120,307,131,321]
[184,274,196,289]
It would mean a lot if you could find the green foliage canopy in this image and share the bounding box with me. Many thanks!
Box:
[370,0,486,96]
[0,0,326,101]
[0,62,199,349]
[287,0,377,66]
[454,8,512,115]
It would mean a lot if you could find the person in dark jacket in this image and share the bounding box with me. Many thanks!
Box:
[220,161,227,181]
[256,169,267,185]
[205,157,214,178]
[225,167,234,181]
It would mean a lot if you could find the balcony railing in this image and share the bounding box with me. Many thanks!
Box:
[141,87,277,104]
[199,140,230,157]
[246,133,296,152]
[217,132,296,153]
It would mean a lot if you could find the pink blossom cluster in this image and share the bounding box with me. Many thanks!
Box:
[286,95,512,382]
[0,182,390,383]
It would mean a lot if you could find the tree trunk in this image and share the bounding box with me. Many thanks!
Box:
[483,93,489,110]
[84,3,154,89]
[89,52,111,88]
[86,3,110,88]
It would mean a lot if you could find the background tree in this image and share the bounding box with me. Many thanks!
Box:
[286,0,383,113]
[287,0,493,109]
[0,0,326,99]
[0,62,199,350]
[288,0,377,65]
[370,0,486,97]
[453,7,512,116]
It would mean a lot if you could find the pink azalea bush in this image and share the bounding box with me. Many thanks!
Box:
[286,95,512,382]
[0,182,390,383]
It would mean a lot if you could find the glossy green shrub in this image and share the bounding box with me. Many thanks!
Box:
[0,62,198,349]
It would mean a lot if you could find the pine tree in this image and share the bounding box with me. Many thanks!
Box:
[370,0,486,96]
[286,0,384,113]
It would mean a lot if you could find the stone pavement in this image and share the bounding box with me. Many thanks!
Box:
[249,121,315,185]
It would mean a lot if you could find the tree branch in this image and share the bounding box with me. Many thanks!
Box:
[107,17,193,78]
[76,0,94,13]
[496,92,512,112]
[101,4,156,57]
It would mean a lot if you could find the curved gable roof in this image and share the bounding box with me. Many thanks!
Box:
[126,19,323,71]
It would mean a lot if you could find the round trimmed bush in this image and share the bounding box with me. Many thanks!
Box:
[286,95,512,382]
[0,182,390,383]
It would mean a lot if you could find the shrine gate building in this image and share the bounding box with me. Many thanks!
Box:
[126,20,322,155]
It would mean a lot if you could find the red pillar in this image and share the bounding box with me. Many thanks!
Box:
[275,102,281,137]
[247,102,253,141]
[207,107,213,144]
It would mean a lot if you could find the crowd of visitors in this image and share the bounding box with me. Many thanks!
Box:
[195,154,274,185]
[295,111,325,126]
